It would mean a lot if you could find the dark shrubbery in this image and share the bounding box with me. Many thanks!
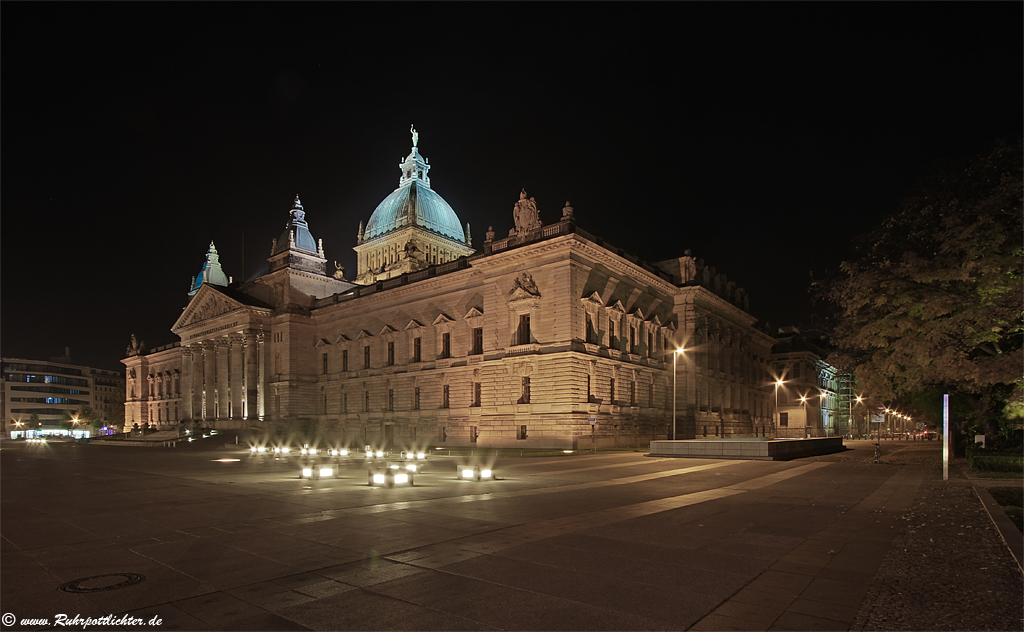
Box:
[970,454,1024,472]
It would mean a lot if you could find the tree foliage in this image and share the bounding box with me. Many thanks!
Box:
[104,386,126,429]
[820,140,1023,420]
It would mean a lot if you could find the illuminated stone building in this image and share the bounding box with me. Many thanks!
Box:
[771,327,847,438]
[123,131,776,448]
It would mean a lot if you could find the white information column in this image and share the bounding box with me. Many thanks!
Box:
[942,393,950,481]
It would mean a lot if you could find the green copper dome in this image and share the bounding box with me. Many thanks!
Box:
[363,142,467,244]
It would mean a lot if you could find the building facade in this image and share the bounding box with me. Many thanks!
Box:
[123,131,776,448]
[3,355,124,437]
[771,327,848,438]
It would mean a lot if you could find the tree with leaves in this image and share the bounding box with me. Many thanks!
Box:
[819,140,1023,433]
[103,387,125,431]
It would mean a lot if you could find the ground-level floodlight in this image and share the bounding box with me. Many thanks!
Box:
[368,468,414,488]
[456,465,494,481]
[300,465,338,480]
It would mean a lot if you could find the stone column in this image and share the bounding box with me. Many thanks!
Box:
[230,334,244,419]
[204,342,217,420]
[257,332,267,419]
[216,338,230,420]
[181,347,193,420]
[192,344,205,421]
[244,331,258,420]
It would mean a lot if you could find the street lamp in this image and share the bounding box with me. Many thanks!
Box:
[672,347,686,440]
[800,395,809,438]
[774,379,785,434]
[850,395,863,439]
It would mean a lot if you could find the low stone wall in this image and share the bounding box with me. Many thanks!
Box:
[649,437,844,461]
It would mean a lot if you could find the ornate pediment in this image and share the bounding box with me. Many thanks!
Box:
[605,300,625,314]
[356,330,374,340]
[314,338,331,348]
[432,313,454,326]
[630,308,645,321]
[648,315,663,327]
[404,319,424,331]
[582,291,603,306]
[173,286,244,331]
[334,333,351,343]
[464,307,484,320]
[379,325,398,337]
[508,272,541,303]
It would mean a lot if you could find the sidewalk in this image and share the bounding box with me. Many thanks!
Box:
[691,443,1023,631]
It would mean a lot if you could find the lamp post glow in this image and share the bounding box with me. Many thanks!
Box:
[774,379,784,433]
[672,348,685,441]
[851,396,863,438]
[800,396,808,438]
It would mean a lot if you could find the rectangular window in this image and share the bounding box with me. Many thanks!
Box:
[388,389,394,411]
[610,378,616,404]
[441,426,447,441]
[323,392,327,412]
[649,383,654,408]
[342,350,349,372]
[364,391,370,412]
[780,412,789,427]
[472,327,483,355]
[647,332,653,357]
[414,387,420,410]
[343,392,348,413]
[517,314,531,345]
[519,425,528,440]
[473,382,481,407]
[586,374,592,402]
[586,313,596,344]
[620,319,626,348]
[629,326,636,354]
[630,381,636,406]
[520,377,531,404]
[322,353,328,375]
[608,318,616,348]
[387,342,395,366]
[441,332,451,359]
[470,426,477,443]
[442,384,450,408]
[363,346,370,369]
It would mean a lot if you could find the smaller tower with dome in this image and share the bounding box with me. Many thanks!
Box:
[353,128,474,284]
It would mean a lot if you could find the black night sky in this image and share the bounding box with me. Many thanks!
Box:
[2,3,1021,371]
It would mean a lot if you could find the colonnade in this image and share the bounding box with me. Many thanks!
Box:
[180,330,266,423]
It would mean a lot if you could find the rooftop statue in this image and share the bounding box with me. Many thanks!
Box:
[410,125,419,147]
[681,249,697,283]
[513,189,542,235]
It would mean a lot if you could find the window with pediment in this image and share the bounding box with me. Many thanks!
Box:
[433,314,455,360]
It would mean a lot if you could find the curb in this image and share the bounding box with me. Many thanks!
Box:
[972,484,1024,572]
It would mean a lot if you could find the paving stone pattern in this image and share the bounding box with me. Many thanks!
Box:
[1,439,1019,631]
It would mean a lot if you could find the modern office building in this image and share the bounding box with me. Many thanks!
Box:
[123,130,777,448]
[3,353,124,437]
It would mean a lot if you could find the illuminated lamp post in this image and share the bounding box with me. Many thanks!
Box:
[774,379,785,435]
[672,348,686,440]
[800,395,809,438]
[850,395,863,439]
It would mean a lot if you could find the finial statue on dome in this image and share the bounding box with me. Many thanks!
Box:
[410,125,419,148]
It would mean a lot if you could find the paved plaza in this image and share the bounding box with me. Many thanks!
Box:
[1,439,1020,631]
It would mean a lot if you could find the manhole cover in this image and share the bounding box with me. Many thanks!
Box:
[58,573,146,593]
